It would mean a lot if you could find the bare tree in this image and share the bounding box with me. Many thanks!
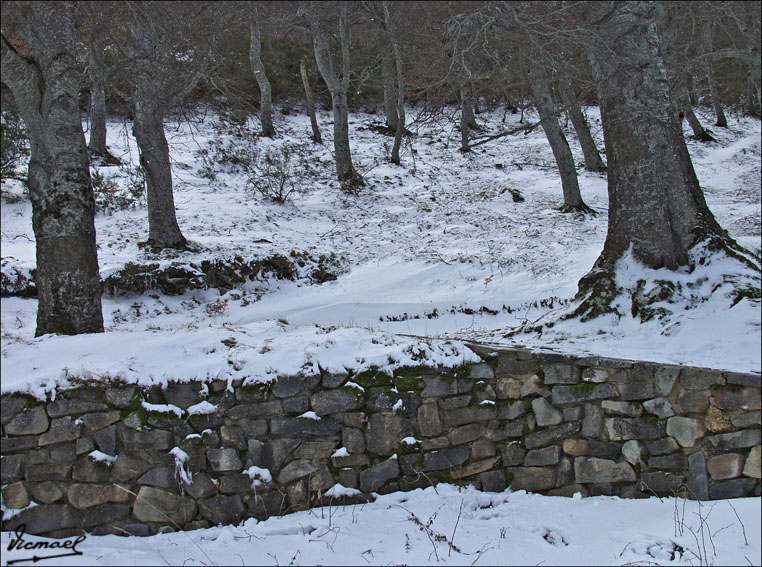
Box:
[249,3,275,137]
[529,65,592,213]
[302,1,363,189]
[121,1,216,249]
[1,2,104,336]
[382,1,406,165]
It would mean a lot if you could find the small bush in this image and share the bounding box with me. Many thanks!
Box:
[91,165,145,214]
[1,106,30,190]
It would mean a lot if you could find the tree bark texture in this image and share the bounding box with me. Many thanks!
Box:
[701,18,727,128]
[87,41,108,156]
[300,57,322,143]
[530,75,586,212]
[249,17,275,138]
[1,3,104,336]
[558,77,606,172]
[308,3,359,185]
[583,1,726,272]
[381,48,399,132]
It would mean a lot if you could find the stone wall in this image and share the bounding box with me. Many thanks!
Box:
[1,345,760,538]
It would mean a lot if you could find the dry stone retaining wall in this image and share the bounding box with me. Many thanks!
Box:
[1,344,760,537]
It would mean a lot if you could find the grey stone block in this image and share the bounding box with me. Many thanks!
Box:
[272,374,321,398]
[543,365,580,385]
[606,417,666,441]
[47,399,108,417]
[524,422,580,449]
[138,467,178,489]
[616,382,656,401]
[365,413,413,455]
[225,401,283,420]
[709,478,756,499]
[509,467,556,492]
[132,486,197,525]
[359,458,400,492]
[207,447,243,472]
[448,423,485,446]
[601,400,643,417]
[199,495,246,525]
[423,446,470,471]
[648,454,688,470]
[574,457,636,483]
[500,442,526,466]
[5,406,49,435]
[311,389,364,415]
[524,445,561,466]
[639,472,686,494]
[269,417,341,437]
[532,397,563,426]
[688,451,709,499]
[551,383,616,405]
[703,429,761,451]
[38,416,81,446]
[4,504,83,535]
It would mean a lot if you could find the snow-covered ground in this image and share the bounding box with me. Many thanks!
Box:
[1,105,760,565]
[1,104,760,396]
[2,485,760,566]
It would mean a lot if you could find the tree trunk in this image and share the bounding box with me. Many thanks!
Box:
[249,17,275,138]
[308,3,361,187]
[460,87,471,152]
[584,2,726,272]
[1,3,103,337]
[707,67,728,127]
[571,2,737,321]
[87,41,108,157]
[701,19,728,128]
[383,1,405,165]
[558,77,606,172]
[300,57,322,143]
[381,48,399,132]
[676,86,716,142]
[461,86,479,131]
[132,93,186,250]
[531,75,589,213]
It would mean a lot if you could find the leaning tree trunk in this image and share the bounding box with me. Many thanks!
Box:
[132,91,186,249]
[558,77,606,172]
[300,57,322,143]
[575,1,730,321]
[87,40,108,157]
[1,3,103,336]
[381,48,399,133]
[531,74,591,213]
[249,17,275,138]
[676,85,716,142]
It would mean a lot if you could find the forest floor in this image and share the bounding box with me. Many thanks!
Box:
[1,104,760,565]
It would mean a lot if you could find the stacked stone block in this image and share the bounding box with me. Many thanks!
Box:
[1,345,759,537]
